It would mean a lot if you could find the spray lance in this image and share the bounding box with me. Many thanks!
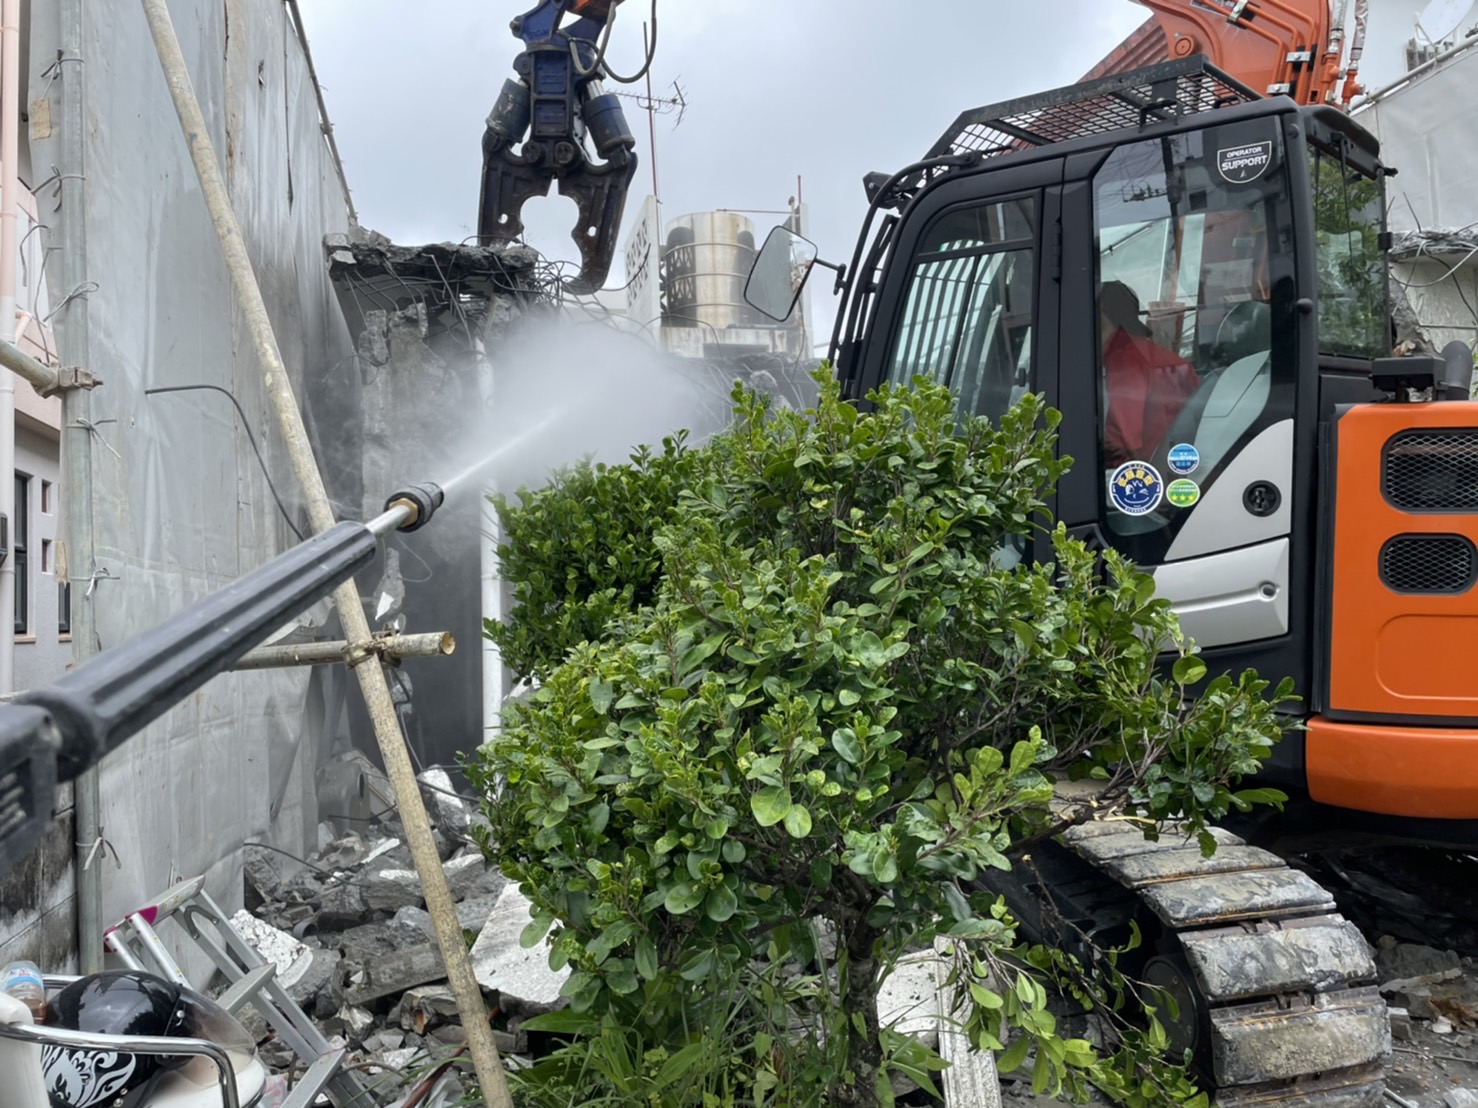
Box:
[0,481,445,880]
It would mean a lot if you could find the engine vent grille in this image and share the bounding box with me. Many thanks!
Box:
[1380,534,1478,594]
[1384,430,1478,513]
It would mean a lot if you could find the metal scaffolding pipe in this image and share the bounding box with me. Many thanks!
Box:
[59,0,104,976]
[0,340,57,395]
[231,631,455,671]
[137,4,513,1104]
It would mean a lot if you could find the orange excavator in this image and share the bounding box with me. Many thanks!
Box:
[744,0,1476,1103]
[1126,0,1368,106]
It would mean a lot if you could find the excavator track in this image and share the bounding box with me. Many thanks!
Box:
[1060,820,1391,1107]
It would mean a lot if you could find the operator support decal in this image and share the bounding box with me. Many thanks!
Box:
[1110,461,1164,516]
[1167,479,1201,509]
[1167,443,1200,476]
[1218,141,1273,184]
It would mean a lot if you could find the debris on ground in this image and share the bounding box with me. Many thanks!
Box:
[234,767,523,1102]
[235,782,1478,1108]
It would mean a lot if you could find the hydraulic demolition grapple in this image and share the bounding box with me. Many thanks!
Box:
[478,0,639,294]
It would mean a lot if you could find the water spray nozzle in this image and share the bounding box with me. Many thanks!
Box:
[384,482,445,533]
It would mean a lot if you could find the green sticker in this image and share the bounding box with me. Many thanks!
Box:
[1167,479,1201,508]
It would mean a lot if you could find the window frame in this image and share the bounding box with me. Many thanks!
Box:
[881,193,1041,425]
[14,472,27,636]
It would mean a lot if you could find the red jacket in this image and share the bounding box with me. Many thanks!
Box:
[1103,329,1200,467]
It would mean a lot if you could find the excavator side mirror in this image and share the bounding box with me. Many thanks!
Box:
[745,226,818,322]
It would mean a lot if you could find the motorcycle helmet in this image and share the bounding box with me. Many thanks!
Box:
[39,971,266,1108]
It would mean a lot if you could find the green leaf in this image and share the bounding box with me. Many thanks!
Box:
[635,934,659,980]
[587,679,613,714]
[606,964,639,995]
[784,804,814,838]
[679,947,718,981]
[519,911,555,949]
[838,687,861,707]
[750,786,792,827]
[705,884,739,922]
[998,1033,1031,1073]
[831,727,863,765]
[855,631,891,668]
[664,882,706,915]
[1173,656,1208,687]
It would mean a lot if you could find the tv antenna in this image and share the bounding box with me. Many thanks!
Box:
[615,77,688,202]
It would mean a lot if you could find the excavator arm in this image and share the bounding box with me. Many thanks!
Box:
[1130,0,1366,105]
[478,0,639,294]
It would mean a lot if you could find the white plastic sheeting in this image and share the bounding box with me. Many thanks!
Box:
[19,0,358,968]
[1356,41,1478,352]
[1358,42,1478,233]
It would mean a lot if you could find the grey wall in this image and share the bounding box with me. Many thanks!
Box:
[7,0,358,970]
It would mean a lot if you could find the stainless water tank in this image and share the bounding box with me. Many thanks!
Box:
[661,212,759,330]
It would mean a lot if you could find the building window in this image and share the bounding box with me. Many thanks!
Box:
[40,480,52,515]
[41,538,51,574]
[58,582,70,636]
[14,474,27,635]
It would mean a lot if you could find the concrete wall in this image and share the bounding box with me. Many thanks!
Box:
[4,0,358,970]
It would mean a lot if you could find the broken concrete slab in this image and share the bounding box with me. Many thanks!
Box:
[243,849,283,911]
[443,853,502,903]
[420,769,472,835]
[363,868,425,912]
[931,938,1002,1108]
[470,884,570,1007]
[319,833,371,871]
[318,882,368,930]
[398,984,461,1036]
[231,910,309,976]
[345,943,448,1006]
[878,950,944,1048]
[1378,937,1463,987]
[1447,1090,1478,1108]
[282,948,341,1009]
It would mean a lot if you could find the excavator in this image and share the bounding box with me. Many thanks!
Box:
[472,0,1471,1100]
[739,1,1478,1105]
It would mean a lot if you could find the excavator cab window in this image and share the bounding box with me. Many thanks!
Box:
[882,196,1037,426]
[1093,124,1297,557]
[1310,144,1388,360]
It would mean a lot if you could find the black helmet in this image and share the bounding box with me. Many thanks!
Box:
[39,971,262,1108]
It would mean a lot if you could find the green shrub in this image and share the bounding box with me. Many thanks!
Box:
[486,433,699,683]
[472,371,1291,1108]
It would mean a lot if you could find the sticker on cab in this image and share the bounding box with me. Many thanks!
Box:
[1217,141,1273,184]
[1167,479,1201,508]
[1110,461,1164,516]
[1167,443,1200,476]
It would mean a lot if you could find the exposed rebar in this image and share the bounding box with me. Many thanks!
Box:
[137,3,513,1104]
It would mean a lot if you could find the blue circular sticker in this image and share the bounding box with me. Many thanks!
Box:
[1109,461,1165,516]
[1167,443,1200,476]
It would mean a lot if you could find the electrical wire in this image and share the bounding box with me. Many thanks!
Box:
[144,384,306,540]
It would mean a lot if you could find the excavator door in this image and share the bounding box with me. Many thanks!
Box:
[844,74,1343,707]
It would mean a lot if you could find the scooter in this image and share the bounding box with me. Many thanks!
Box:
[0,972,266,1108]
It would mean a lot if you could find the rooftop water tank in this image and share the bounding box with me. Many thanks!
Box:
[662,212,759,331]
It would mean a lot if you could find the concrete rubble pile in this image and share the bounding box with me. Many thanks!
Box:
[236,764,570,1103]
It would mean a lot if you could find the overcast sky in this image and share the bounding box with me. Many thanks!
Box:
[296,2,1155,335]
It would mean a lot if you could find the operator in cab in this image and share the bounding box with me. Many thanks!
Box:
[1100,280,1199,467]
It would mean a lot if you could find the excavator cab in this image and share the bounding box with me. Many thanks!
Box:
[753,58,1411,789]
